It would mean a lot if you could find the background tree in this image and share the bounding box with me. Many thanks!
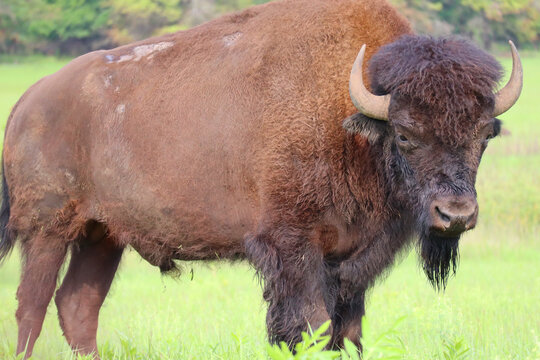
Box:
[0,0,539,55]
[107,0,183,44]
[435,0,540,48]
[0,0,110,55]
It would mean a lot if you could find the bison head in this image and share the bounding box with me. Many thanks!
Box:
[343,36,522,289]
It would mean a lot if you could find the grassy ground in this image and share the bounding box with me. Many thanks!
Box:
[0,55,538,359]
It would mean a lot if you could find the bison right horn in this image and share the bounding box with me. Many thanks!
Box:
[493,40,523,116]
[349,44,391,121]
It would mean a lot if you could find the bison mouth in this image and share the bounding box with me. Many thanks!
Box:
[419,231,460,290]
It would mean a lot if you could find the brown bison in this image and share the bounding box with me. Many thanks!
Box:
[0,0,522,358]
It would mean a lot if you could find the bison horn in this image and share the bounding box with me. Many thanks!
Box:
[349,44,390,121]
[493,41,523,116]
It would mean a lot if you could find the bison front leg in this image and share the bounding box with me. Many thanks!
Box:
[55,233,123,358]
[245,228,331,346]
[330,290,365,350]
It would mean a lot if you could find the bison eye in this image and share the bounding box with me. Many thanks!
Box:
[396,133,417,151]
[397,134,409,144]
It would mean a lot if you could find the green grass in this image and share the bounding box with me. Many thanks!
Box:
[0,57,70,139]
[0,55,539,359]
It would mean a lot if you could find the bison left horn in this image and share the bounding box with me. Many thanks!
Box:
[349,44,390,121]
[493,40,523,116]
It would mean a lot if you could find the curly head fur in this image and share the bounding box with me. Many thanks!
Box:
[369,35,503,145]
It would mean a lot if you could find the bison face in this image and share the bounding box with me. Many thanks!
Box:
[386,95,502,234]
[344,102,501,288]
[387,96,501,289]
[344,36,522,288]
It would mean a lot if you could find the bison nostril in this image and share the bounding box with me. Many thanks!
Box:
[435,206,451,223]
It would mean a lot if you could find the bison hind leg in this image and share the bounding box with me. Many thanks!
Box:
[15,233,69,359]
[55,220,123,359]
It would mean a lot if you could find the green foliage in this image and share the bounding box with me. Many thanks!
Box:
[266,321,340,360]
[0,0,109,54]
[215,0,270,13]
[440,338,470,360]
[265,317,469,360]
[390,0,447,35]
[390,0,540,48]
[2,0,540,54]
[455,0,540,47]
[0,0,540,54]
[107,0,183,43]
[25,0,109,41]
[359,316,407,360]
[265,317,409,360]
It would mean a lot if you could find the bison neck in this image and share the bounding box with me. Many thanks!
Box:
[316,134,414,268]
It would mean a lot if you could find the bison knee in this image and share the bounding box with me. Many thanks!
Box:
[245,232,281,284]
[245,230,331,345]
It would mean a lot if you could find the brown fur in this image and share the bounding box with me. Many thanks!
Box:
[0,0,512,357]
[369,36,502,146]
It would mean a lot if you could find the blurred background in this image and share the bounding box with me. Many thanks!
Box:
[1,0,540,56]
[0,1,538,359]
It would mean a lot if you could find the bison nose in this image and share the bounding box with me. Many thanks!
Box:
[429,195,478,236]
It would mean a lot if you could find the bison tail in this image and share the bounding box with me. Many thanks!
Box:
[0,159,13,262]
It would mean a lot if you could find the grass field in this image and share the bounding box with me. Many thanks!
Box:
[0,55,538,359]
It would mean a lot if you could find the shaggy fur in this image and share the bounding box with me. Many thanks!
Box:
[369,36,503,145]
[0,0,515,358]
[361,36,504,289]
[0,164,12,260]
[420,233,460,290]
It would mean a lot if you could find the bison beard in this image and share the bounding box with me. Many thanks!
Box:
[420,232,460,290]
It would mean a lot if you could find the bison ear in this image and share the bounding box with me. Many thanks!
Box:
[494,118,510,136]
[343,113,387,143]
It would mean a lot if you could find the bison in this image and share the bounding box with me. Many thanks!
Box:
[0,0,522,358]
